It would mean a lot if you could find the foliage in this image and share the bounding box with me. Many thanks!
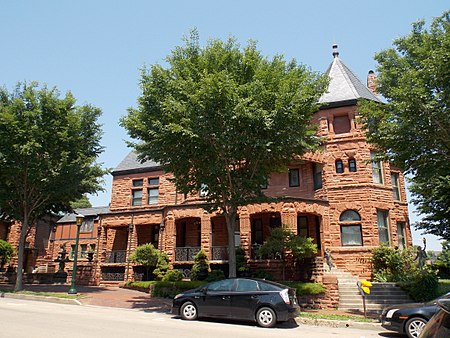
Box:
[358,11,450,239]
[205,269,225,282]
[282,281,326,296]
[153,251,170,280]
[191,249,210,281]
[258,227,317,260]
[437,279,450,295]
[162,269,183,282]
[299,312,377,322]
[69,195,92,209]
[372,244,418,282]
[120,30,328,277]
[0,239,14,269]
[434,241,450,278]
[0,82,107,290]
[152,280,206,298]
[251,269,273,280]
[236,247,250,276]
[401,269,439,302]
[129,244,159,280]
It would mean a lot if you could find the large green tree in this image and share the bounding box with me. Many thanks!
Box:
[121,32,327,277]
[0,82,107,290]
[359,11,450,239]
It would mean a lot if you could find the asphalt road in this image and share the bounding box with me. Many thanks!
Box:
[0,298,398,338]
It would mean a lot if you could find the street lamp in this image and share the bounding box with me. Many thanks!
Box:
[68,213,84,294]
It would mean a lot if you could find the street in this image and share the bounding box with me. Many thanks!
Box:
[0,298,397,338]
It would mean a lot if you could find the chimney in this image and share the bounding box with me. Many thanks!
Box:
[367,70,377,94]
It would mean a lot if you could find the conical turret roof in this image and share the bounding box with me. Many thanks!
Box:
[319,44,381,106]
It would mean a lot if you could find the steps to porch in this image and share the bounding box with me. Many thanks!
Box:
[325,265,413,313]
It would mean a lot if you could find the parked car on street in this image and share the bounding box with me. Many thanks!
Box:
[172,278,299,328]
[419,298,450,338]
[380,292,450,338]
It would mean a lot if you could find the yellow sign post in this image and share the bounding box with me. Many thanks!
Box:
[357,280,373,317]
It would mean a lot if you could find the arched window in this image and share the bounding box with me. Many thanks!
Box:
[339,210,361,222]
[335,160,344,173]
[348,158,357,172]
[339,210,362,246]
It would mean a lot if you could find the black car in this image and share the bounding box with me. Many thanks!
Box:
[380,292,450,338]
[171,278,299,328]
[419,299,450,338]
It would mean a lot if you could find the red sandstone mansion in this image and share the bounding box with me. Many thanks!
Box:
[1,47,411,285]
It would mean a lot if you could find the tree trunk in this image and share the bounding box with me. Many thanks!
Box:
[225,209,237,278]
[14,215,29,291]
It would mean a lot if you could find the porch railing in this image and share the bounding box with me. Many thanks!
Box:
[101,272,125,281]
[175,247,200,261]
[105,250,127,263]
[211,246,228,260]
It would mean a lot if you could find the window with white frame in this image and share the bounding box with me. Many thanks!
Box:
[391,173,401,200]
[339,210,363,246]
[397,222,406,249]
[377,209,390,245]
[371,152,384,184]
[131,189,142,206]
[148,188,159,205]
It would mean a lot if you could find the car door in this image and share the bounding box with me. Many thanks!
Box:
[229,279,262,320]
[198,279,235,318]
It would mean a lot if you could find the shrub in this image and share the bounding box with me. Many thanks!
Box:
[152,281,206,298]
[191,249,209,281]
[236,247,250,276]
[372,244,417,282]
[153,252,170,280]
[403,269,439,302]
[205,269,225,282]
[129,244,159,280]
[0,240,14,270]
[162,269,183,282]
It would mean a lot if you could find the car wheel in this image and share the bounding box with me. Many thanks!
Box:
[256,307,277,328]
[180,301,198,321]
[405,317,427,338]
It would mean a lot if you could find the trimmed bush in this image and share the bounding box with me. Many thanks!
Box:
[162,269,183,282]
[205,269,225,282]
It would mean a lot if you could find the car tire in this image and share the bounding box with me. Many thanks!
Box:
[405,317,427,338]
[180,301,198,321]
[256,307,277,328]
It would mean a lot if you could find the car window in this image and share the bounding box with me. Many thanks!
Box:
[236,279,259,292]
[207,279,234,292]
[258,281,280,291]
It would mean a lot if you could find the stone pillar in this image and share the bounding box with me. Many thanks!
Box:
[281,202,296,232]
[164,211,176,267]
[200,212,211,258]
[238,207,251,257]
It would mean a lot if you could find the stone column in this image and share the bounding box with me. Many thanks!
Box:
[281,202,296,232]
[200,212,211,258]
[238,207,251,257]
[164,211,176,267]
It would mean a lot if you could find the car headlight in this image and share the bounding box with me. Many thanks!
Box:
[386,308,399,319]
[174,293,184,299]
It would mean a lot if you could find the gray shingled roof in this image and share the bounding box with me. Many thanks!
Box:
[57,206,110,223]
[112,151,161,175]
[319,46,381,105]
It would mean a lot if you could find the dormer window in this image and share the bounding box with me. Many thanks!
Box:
[333,115,351,134]
[335,160,344,174]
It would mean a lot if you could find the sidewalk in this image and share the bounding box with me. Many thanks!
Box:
[0,284,172,312]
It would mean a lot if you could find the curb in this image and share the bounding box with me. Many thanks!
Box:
[0,292,82,305]
[296,317,381,331]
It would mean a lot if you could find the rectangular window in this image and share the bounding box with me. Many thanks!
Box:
[148,188,159,205]
[313,163,323,190]
[377,209,390,245]
[371,152,384,184]
[348,159,357,172]
[397,222,406,249]
[288,168,300,187]
[132,179,143,187]
[80,218,94,232]
[341,225,363,246]
[297,216,308,238]
[391,173,401,200]
[80,244,88,258]
[70,245,75,259]
[132,189,142,206]
[335,160,344,173]
[148,177,159,186]
[234,218,240,247]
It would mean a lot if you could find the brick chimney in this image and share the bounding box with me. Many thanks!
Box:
[367,70,377,94]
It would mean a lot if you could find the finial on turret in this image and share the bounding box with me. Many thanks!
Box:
[332,44,339,58]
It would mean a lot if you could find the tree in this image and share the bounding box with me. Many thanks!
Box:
[121,31,327,277]
[70,195,93,209]
[0,82,106,290]
[258,226,317,280]
[0,239,14,271]
[129,243,159,280]
[359,11,450,239]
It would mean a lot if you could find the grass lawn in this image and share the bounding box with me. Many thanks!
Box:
[0,288,81,299]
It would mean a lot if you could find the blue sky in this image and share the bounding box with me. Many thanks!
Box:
[1,1,448,250]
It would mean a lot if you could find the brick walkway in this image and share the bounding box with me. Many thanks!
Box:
[1,284,172,312]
